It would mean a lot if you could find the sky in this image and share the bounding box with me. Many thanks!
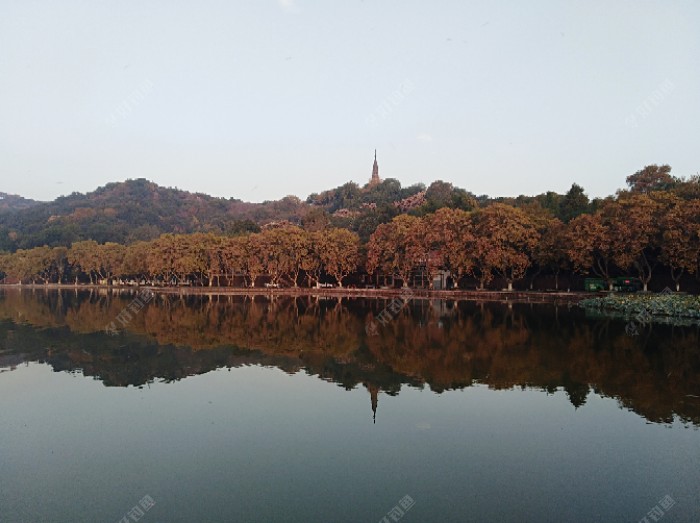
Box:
[1,0,698,203]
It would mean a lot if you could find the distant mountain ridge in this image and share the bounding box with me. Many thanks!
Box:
[0,179,296,250]
[0,192,41,212]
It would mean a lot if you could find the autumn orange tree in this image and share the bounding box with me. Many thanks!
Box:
[147,234,185,284]
[269,225,312,287]
[50,246,69,284]
[255,228,288,286]
[241,234,265,287]
[605,195,665,292]
[253,226,311,286]
[96,242,126,284]
[566,212,616,289]
[24,246,54,283]
[317,228,360,287]
[367,215,424,287]
[661,199,700,290]
[185,233,223,286]
[470,204,539,291]
[19,247,51,283]
[300,231,323,287]
[0,252,10,281]
[68,240,101,284]
[121,241,151,281]
[625,164,675,194]
[530,217,568,290]
[423,208,474,285]
[288,227,312,287]
[219,236,245,285]
[0,246,66,283]
[0,250,24,282]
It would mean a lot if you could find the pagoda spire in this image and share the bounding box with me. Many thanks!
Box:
[370,150,380,186]
[364,383,379,423]
[371,386,378,423]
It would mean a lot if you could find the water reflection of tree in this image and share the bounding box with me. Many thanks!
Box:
[0,289,698,426]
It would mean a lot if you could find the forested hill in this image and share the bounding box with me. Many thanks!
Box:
[2,165,698,252]
[0,192,41,213]
[0,179,301,250]
[0,176,480,250]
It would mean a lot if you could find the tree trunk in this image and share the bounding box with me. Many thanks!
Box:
[528,268,541,291]
[670,267,683,293]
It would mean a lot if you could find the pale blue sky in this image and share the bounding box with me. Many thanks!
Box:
[1,0,698,202]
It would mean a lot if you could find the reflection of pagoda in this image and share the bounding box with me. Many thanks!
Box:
[369,150,380,187]
[364,382,379,423]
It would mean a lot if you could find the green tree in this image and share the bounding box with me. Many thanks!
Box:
[559,183,589,222]
[421,181,477,213]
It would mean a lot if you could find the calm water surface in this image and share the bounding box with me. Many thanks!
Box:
[0,289,698,522]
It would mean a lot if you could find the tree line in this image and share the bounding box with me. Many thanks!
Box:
[1,192,699,292]
[1,165,700,291]
[0,228,361,289]
[366,191,700,292]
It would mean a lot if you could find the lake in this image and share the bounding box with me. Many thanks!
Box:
[0,289,698,522]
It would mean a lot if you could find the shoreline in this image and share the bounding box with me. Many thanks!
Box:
[0,283,597,304]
